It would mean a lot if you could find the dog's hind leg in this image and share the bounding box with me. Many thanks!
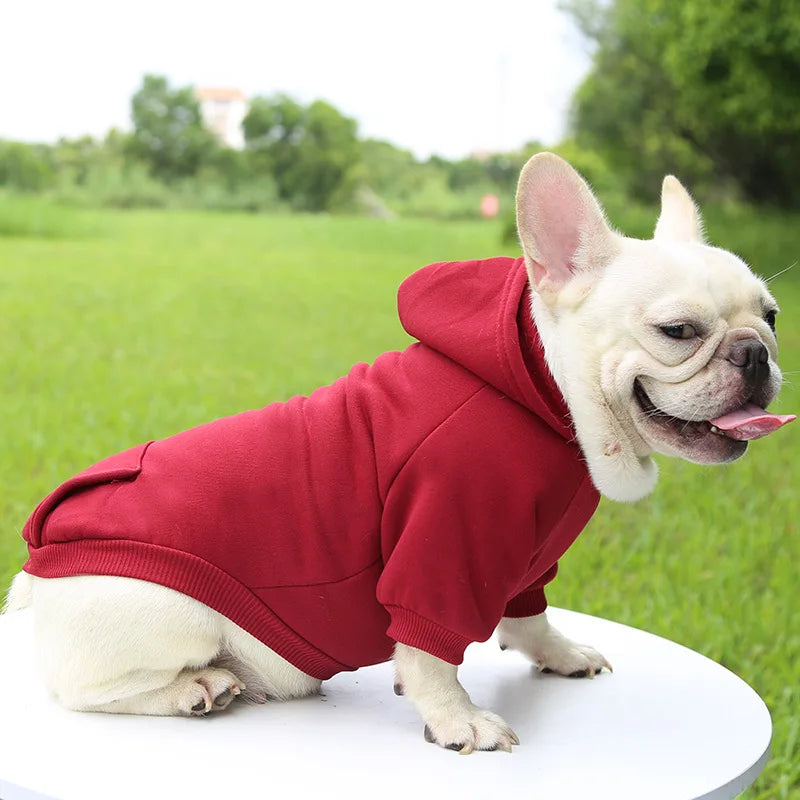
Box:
[31,575,241,715]
[84,666,246,716]
[214,618,322,703]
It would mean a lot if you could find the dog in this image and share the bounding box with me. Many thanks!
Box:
[4,153,794,754]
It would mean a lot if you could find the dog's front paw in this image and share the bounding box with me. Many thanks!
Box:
[497,613,612,679]
[535,640,612,678]
[422,706,519,754]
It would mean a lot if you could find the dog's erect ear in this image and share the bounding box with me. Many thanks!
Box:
[516,153,619,295]
[653,175,705,244]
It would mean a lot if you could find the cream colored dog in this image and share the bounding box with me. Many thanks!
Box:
[4,153,792,754]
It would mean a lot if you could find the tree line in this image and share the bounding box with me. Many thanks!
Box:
[0,74,527,218]
[2,0,798,215]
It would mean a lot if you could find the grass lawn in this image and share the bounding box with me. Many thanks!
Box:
[1,198,798,798]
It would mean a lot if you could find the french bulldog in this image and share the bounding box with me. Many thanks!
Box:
[4,153,793,754]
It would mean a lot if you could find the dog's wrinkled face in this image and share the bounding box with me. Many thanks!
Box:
[592,238,784,466]
[515,153,794,502]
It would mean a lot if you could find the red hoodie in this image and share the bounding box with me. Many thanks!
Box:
[21,257,599,680]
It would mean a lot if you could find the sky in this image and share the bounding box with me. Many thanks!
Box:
[1,0,592,160]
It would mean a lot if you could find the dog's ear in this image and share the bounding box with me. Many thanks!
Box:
[653,175,705,244]
[516,153,619,295]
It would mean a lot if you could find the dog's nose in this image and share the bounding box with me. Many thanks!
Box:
[728,339,769,387]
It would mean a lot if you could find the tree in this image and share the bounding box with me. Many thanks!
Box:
[359,139,418,198]
[563,0,800,206]
[288,100,360,211]
[51,136,104,186]
[128,74,218,182]
[0,141,55,191]
[242,94,304,191]
[243,95,360,211]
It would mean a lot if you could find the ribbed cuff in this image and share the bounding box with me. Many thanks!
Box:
[385,605,472,666]
[503,588,547,618]
[23,540,351,680]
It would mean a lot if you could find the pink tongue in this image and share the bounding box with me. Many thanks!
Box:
[710,403,796,441]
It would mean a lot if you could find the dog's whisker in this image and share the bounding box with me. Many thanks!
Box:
[765,262,796,283]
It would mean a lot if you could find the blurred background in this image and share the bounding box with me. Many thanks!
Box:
[1,1,799,797]
[2,0,799,220]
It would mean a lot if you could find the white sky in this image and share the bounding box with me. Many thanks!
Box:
[1,0,591,160]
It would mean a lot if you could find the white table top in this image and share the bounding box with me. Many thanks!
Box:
[0,607,770,800]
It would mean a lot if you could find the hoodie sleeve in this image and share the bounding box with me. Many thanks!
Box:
[503,563,557,618]
[376,387,553,665]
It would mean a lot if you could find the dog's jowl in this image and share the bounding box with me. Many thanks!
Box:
[4,153,794,754]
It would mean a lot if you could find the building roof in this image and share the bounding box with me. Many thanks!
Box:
[196,87,247,102]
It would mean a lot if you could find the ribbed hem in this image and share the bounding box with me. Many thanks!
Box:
[503,588,548,618]
[23,539,352,681]
[384,605,472,666]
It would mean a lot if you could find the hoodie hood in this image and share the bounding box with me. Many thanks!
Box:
[398,257,575,441]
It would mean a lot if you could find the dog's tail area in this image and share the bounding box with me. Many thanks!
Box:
[3,571,34,613]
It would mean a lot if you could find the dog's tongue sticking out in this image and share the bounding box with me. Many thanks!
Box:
[710,404,796,441]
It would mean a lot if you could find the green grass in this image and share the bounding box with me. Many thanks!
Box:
[0,192,102,239]
[1,200,799,798]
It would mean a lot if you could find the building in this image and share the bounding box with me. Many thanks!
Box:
[196,88,247,149]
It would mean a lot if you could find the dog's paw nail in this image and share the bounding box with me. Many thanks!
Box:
[457,723,483,754]
[394,682,405,696]
[424,725,436,744]
[499,643,507,651]
[540,667,553,674]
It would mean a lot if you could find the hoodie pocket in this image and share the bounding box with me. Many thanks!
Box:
[24,441,153,549]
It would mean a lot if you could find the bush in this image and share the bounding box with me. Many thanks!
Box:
[172,170,281,213]
[53,163,172,209]
[0,141,55,192]
[388,172,511,221]
[52,163,282,213]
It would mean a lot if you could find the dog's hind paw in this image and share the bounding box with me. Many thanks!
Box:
[178,668,245,716]
[422,707,519,754]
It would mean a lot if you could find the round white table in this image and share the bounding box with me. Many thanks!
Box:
[0,607,770,800]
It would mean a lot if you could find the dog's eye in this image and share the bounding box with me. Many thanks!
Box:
[764,309,777,332]
[661,324,696,340]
